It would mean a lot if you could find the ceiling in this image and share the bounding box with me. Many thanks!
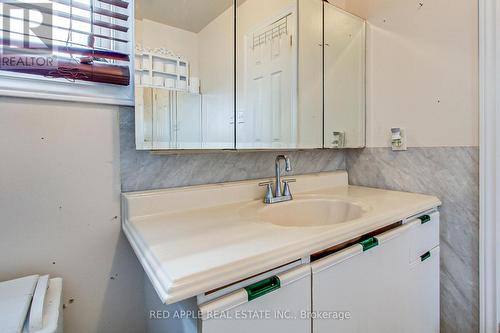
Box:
[135,0,234,33]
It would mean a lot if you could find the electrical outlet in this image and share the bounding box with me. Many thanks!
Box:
[391,128,407,151]
[332,131,345,148]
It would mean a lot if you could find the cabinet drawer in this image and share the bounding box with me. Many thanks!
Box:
[409,211,439,261]
[199,265,311,333]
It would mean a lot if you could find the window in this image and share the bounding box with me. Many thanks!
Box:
[0,0,134,105]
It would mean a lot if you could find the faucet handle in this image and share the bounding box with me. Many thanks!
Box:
[282,179,296,197]
[259,181,274,203]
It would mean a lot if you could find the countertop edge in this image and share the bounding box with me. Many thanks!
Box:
[125,198,441,305]
[122,220,172,304]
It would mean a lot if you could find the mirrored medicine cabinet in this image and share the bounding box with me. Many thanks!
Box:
[134,0,365,150]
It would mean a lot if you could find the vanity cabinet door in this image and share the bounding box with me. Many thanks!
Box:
[408,211,440,261]
[311,224,413,333]
[408,246,440,333]
[199,265,311,333]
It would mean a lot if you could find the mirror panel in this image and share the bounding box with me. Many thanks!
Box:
[133,1,365,151]
[323,3,366,148]
[235,0,323,149]
[134,0,235,149]
[297,0,324,149]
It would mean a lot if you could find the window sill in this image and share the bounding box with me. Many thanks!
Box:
[0,73,134,106]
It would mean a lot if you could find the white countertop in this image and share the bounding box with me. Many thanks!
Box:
[121,171,441,304]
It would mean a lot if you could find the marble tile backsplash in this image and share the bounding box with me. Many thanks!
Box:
[119,109,346,192]
[346,147,479,333]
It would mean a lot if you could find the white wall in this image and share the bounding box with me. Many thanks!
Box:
[0,97,145,333]
[330,0,346,9]
[136,19,200,76]
[345,0,479,147]
[198,7,235,148]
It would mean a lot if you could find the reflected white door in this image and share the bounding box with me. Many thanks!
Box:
[152,90,203,149]
[177,92,202,149]
[152,89,174,149]
[135,87,154,150]
[245,11,296,148]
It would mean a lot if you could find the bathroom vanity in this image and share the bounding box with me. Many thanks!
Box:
[122,171,441,333]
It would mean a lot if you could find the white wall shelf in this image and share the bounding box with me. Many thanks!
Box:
[135,51,191,92]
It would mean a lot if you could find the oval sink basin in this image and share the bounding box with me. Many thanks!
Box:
[258,198,364,227]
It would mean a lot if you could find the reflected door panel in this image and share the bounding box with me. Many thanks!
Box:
[246,14,295,148]
[135,87,154,149]
[236,0,303,149]
[177,93,203,149]
[153,89,174,149]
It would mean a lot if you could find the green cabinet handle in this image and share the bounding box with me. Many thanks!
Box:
[360,237,379,251]
[420,251,431,262]
[418,215,431,224]
[245,276,281,301]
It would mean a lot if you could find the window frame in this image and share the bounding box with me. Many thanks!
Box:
[0,0,135,106]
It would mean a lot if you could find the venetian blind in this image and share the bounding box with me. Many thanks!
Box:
[0,0,131,86]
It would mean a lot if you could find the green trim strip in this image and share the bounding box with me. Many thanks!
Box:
[244,276,281,301]
[420,251,431,262]
[360,237,379,251]
[418,215,431,224]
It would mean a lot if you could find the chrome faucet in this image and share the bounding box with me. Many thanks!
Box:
[274,155,291,197]
[259,155,296,204]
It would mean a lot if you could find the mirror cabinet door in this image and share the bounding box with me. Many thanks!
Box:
[134,0,235,150]
[235,0,323,149]
[323,3,366,148]
[134,1,366,151]
[297,0,324,149]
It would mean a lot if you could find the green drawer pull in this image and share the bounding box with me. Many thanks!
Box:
[420,251,431,262]
[360,237,379,252]
[418,215,431,224]
[245,276,281,301]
